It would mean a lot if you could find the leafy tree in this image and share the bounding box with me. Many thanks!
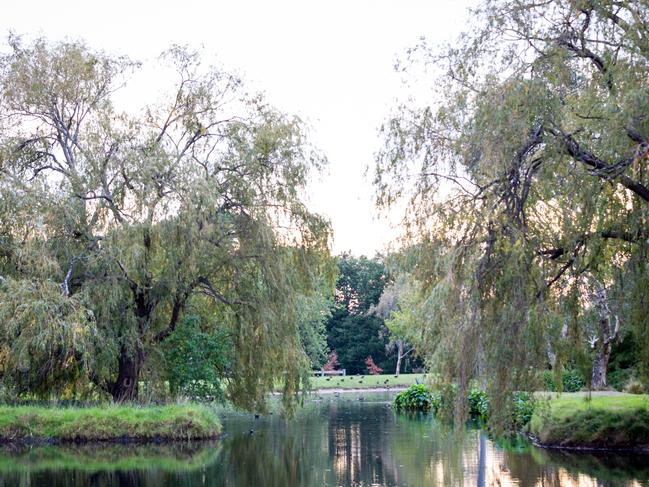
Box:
[0,36,333,407]
[365,356,383,375]
[296,281,334,369]
[370,277,420,376]
[325,254,393,374]
[373,0,649,418]
[162,314,232,401]
[322,350,340,371]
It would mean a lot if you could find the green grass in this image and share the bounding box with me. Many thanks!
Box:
[309,373,427,390]
[530,393,649,450]
[0,403,221,443]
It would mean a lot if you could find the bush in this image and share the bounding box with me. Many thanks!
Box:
[365,356,383,375]
[541,369,584,392]
[394,385,535,431]
[624,379,646,395]
[608,369,634,391]
[467,388,489,421]
[163,315,232,401]
[511,391,534,428]
[393,384,433,412]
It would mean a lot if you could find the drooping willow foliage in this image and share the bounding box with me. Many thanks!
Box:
[374,0,649,425]
[0,37,335,407]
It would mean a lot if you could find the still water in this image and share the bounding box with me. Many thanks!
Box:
[0,392,647,486]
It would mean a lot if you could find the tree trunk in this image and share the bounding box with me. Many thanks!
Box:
[591,341,611,390]
[591,315,619,390]
[590,283,619,391]
[111,346,142,402]
[395,340,403,376]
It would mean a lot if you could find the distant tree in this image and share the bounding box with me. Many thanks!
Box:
[295,279,335,369]
[322,351,340,371]
[325,254,393,374]
[371,277,421,376]
[365,356,383,375]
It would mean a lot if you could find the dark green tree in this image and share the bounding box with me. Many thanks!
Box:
[325,254,393,374]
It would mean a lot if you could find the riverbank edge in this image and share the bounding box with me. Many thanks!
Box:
[526,394,649,453]
[527,433,649,453]
[268,385,410,396]
[0,404,221,445]
[313,386,408,394]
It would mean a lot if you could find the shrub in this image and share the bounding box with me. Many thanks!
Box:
[323,351,340,371]
[608,369,634,391]
[365,356,383,375]
[393,384,433,412]
[511,391,534,428]
[163,315,232,401]
[394,385,535,431]
[467,388,489,421]
[624,379,646,395]
[541,369,584,392]
[562,369,585,392]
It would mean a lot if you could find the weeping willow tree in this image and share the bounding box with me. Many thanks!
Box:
[374,0,649,420]
[0,36,334,405]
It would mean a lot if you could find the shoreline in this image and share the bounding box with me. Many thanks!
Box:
[528,434,649,454]
[0,404,221,445]
[311,386,408,394]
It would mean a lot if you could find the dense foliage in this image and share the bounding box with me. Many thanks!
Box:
[394,384,534,432]
[374,0,649,425]
[541,369,585,393]
[393,384,433,412]
[325,254,395,374]
[162,315,232,400]
[0,37,334,408]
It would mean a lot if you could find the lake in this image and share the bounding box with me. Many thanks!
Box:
[1,391,647,486]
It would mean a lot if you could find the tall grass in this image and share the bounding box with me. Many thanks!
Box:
[0,403,221,443]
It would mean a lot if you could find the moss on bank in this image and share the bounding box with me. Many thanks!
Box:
[0,404,221,443]
[530,394,649,450]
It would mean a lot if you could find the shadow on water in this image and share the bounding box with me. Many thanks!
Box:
[0,392,647,486]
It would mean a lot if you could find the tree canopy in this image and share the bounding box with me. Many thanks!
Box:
[0,36,334,408]
[325,254,396,374]
[373,0,649,419]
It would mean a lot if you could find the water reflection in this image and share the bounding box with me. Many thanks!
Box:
[0,393,647,486]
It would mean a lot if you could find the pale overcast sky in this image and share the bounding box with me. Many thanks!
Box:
[1,0,473,256]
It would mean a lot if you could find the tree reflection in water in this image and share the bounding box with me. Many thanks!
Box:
[0,395,647,486]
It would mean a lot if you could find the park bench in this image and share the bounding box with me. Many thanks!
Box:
[313,369,346,377]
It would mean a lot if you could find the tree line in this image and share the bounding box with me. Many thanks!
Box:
[2,0,648,416]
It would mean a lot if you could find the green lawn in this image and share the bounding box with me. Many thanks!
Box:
[530,393,649,449]
[309,373,427,390]
[0,403,221,443]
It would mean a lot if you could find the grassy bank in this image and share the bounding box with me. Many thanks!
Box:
[310,373,426,390]
[0,404,221,443]
[530,394,649,450]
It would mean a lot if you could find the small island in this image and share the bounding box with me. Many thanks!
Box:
[0,404,220,444]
